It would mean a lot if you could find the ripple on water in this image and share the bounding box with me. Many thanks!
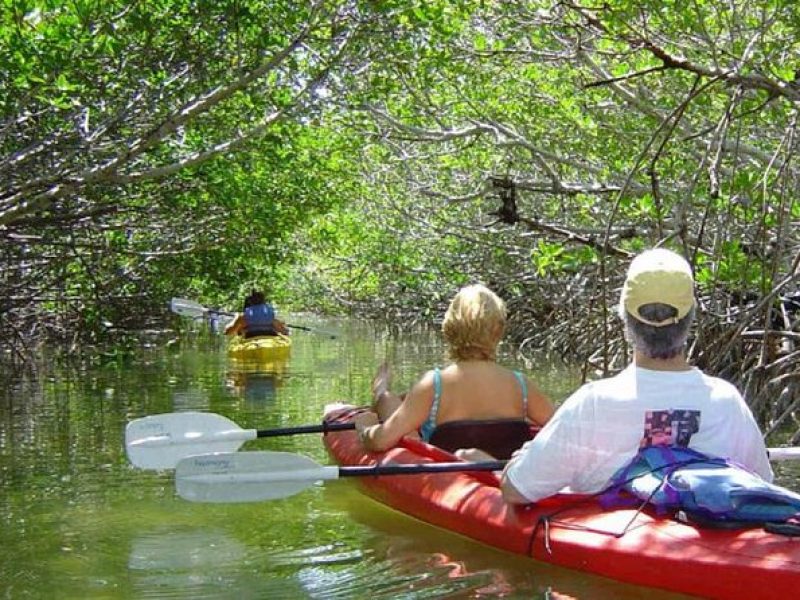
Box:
[298,555,508,599]
[263,542,363,567]
[262,540,508,599]
[127,532,483,600]
[128,527,287,599]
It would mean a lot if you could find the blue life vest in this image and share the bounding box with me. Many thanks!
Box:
[600,446,800,528]
[243,303,276,337]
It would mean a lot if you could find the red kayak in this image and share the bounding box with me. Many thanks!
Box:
[322,405,800,599]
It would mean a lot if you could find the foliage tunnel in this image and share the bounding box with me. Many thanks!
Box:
[2,1,800,439]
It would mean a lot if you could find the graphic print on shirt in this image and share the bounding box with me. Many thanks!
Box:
[640,410,701,447]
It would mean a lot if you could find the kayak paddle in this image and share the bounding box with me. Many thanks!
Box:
[169,297,337,338]
[282,323,336,337]
[125,411,355,470]
[174,446,800,504]
[768,447,800,460]
[170,297,235,319]
[175,451,507,503]
[127,410,800,471]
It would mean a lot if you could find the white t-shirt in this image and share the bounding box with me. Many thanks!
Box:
[506,364,774,502]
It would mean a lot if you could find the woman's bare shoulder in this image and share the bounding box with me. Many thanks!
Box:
[411,368,437,390]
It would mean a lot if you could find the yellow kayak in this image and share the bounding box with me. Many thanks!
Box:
[227,334,292,361]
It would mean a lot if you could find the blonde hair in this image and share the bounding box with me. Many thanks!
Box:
[441,284,507,361]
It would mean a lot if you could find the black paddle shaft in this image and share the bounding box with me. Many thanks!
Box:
[338,460,507,477]
[255,421,356,438]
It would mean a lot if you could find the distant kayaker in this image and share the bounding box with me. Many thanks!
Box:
[224,290,289,338]
[353,284,554,460]
[494,248,773,504]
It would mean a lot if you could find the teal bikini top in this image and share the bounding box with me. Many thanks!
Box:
[419,368,528,442]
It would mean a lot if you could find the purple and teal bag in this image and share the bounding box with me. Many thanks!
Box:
[600,446,800,528]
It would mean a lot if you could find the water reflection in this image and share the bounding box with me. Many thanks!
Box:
[129,528,246,571]
[324,485,693,600]
[129,527,293,599]
[172,389,210,411]
[225,357,289,407]
[3,320,787,600]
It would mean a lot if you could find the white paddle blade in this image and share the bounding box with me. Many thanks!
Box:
[170,298,207,318]
[768,447,800,461]
[126,412,255,470]
[175,451,340,503]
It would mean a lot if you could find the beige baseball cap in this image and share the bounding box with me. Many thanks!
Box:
[621,248,695,327]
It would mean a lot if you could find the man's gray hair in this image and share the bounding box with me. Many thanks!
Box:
[621,303,695,359]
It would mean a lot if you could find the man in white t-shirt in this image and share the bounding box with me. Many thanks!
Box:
[501,248,773,504]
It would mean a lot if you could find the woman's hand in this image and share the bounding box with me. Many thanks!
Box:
[455,448,503,478]
[354,411,380,447]
[454,448,495,462]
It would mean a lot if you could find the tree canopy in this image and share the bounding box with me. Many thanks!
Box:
[2,0,800,437]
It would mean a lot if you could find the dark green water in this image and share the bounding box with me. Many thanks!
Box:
[2,318,797,599]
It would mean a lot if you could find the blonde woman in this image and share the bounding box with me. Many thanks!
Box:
[354,284,554,459]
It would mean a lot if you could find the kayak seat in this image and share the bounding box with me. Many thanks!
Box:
[428,419,536,460]
[244,329,278,339]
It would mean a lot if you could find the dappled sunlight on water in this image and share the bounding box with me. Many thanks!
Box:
[1,318,795,598]
[321,482,695,600]
[128,528,252,599]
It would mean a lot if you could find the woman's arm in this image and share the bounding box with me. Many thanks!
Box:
[525,378,555,425]
[355,371,435,451]
[273,318,290,335]
[224,314,244,336]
